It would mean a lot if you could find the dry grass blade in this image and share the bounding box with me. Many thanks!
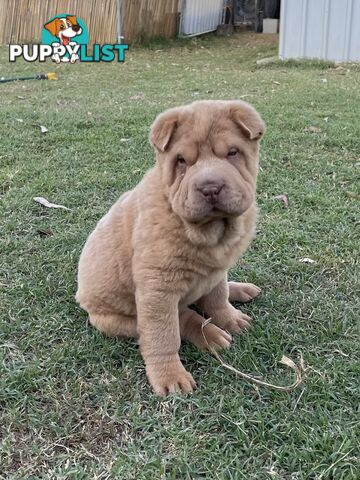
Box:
[318,449,354,479]
[201,318,304,392]
[298,257,315,264]
[33,197,71,211]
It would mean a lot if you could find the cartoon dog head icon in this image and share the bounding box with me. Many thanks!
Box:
[44,15,83,63]
[44,15,82,45]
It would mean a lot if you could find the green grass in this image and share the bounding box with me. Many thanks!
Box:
[0,32,359,479]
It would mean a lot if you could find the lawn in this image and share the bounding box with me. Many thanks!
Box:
[0,32,359,479]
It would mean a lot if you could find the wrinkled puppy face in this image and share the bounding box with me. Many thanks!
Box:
[150,100,265,224]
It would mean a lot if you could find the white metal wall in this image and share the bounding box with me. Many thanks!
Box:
[179,0,224,37]
[279,0,360,62]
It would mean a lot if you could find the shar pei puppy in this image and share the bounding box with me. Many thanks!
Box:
[76,100,265,395]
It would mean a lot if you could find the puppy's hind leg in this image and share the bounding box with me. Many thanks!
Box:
[228,282,261,303]
[88,312,138,338]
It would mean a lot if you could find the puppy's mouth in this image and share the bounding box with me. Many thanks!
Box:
[61,35,71,45]
[172,187,249,225]
[183,203,235,225]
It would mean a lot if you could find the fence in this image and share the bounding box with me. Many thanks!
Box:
[122,0,179,43]
[0,0,179,45]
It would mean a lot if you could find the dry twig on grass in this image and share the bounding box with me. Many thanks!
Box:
[201,318,305,392]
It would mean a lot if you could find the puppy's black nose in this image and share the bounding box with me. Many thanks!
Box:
[197,182,224,202]
[72,24,80,32]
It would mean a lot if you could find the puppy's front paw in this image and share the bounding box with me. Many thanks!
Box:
[225,310,252,334]
[213,305,252,334]
[146,360,196,396]
[198,323,232,351]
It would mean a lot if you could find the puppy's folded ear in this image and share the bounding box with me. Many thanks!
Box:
[66,15,77,25]
[230,101,266,141]
[150,109,179,152]
[44,18,59,37]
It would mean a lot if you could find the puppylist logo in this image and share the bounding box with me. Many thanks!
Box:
[9,14,129,63]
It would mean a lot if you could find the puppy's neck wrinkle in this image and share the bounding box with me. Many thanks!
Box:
[183,217,233,247]
[183,203,257,250]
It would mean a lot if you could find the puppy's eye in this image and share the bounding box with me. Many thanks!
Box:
[176,154,186,166]
[227,148,238,157]
[60,25,65,30]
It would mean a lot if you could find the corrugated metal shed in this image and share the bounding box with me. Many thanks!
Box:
[279,0,360,62]
[179,0,224,37]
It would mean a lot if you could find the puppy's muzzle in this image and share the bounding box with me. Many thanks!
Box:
[72,24,81,32]
[196,181,224,204]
